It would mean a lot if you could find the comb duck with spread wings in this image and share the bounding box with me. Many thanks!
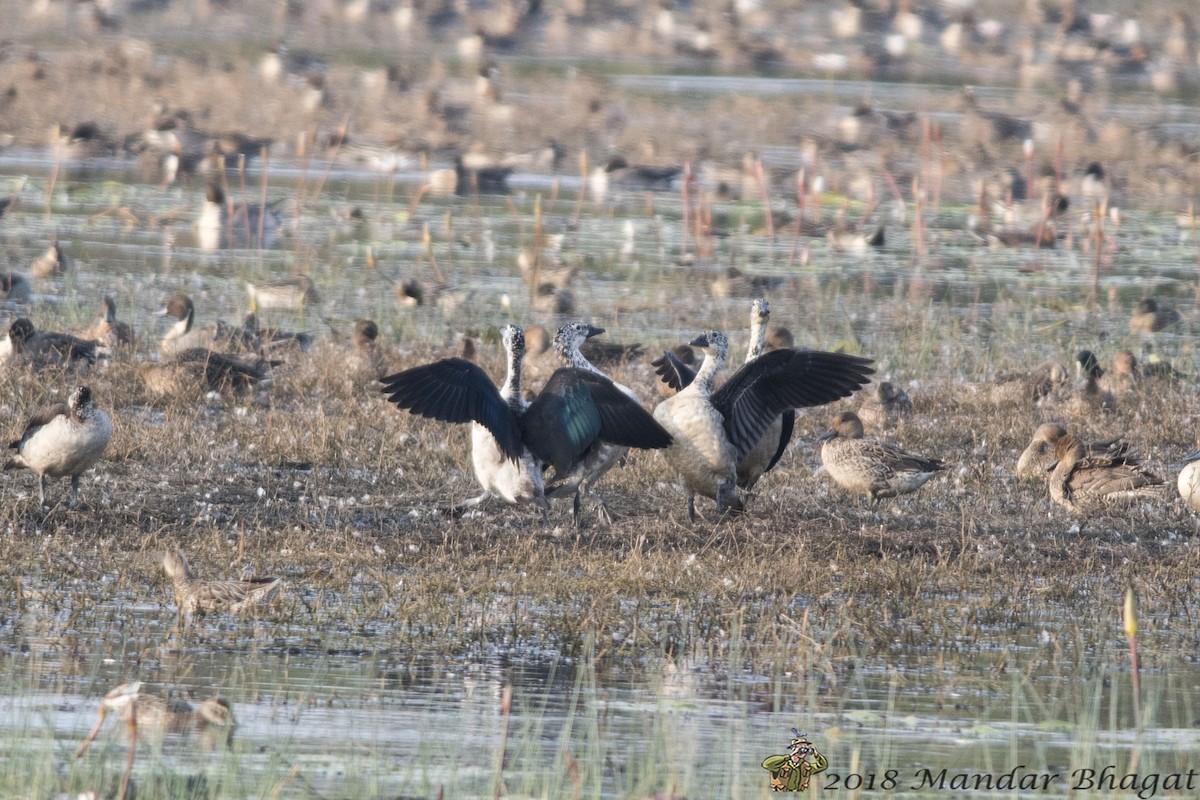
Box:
[653,299,796,494]
[653,329,873,521]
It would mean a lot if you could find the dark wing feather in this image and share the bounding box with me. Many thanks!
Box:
[14,403,70,451]
[713,349,874,461]
[571,371,672,450]
[521,369,602,475]
[765,409,795,474]
[651,350,697,393]
[379,358,522,461]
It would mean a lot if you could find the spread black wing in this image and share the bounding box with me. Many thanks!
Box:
[379,358,522,462]
[651,349,697,393]
[713,349,874,461]
[572,371,672,451]
[765,409,796,474]
[521,369,603,476]
[523,369,672,476]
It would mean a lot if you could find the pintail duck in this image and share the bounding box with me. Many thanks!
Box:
[454,154,512,195]
[396,278,424,306]
[1015,423,1131,481]
[541,321,668,524]
[4,385,112,507]
[827,220,886,254]
[197,183,283,250]
[83,296,134,351]
[157,293,244,355]
[654,300,796,493]
[531,283,576,315]
[1066,350,1116,415]
[141,348,278,398]
[708,267,788,300]
[985,360,1069,405]
[6,317,100,372]
[1178,449,1200,514]
[857,381,913,431]
[819,411,946,503]
[592,156,682,198]
[766,326,794,351]
[380,324,670,515]
[0,271,31,303]
[241,313,313,353]
[246,275,319,311]
[1097,349,1139,396]
[30,242,68,278]
[1129,298,1181,334]
[653,330,873,520]
[76,682,234,758]
[163,549,282,620]
[1047,433,1164,514]
[348,319,388,381]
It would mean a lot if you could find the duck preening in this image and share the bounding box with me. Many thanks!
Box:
[653,329,874,521]
[1047,433,1164,514]
[4,385,112,507]
[1015,423,1130,481]
[379,324,671,517]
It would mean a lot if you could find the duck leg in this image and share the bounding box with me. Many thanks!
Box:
[70,475,82,508]
[687,492,698,523]
[572,481,613,528]
[450,490,492,517]
[38,474,48,507]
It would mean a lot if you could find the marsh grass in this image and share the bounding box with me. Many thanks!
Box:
[2,29,1200,796]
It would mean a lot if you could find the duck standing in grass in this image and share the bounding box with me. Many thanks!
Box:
[348,319,388,381]
[819,411,946,503]
[84,296,134,351]
[654,330,873,521]
[1129,298,1180,334]
[246,274,319,311]
[1046,434,1163,513]
[163,549,282,621]
[4,385,112,507]
[857,381,913,431]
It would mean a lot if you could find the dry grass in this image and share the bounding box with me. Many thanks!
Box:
[3,314,1199,680]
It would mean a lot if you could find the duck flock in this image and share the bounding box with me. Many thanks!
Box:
[5,291,1196,530]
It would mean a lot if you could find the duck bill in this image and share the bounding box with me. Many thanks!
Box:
[817,428,837,443]
[689,333,710,348]
[585,324,605,338]
[1184,449,1200,464]
[1046,459,1059,472]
